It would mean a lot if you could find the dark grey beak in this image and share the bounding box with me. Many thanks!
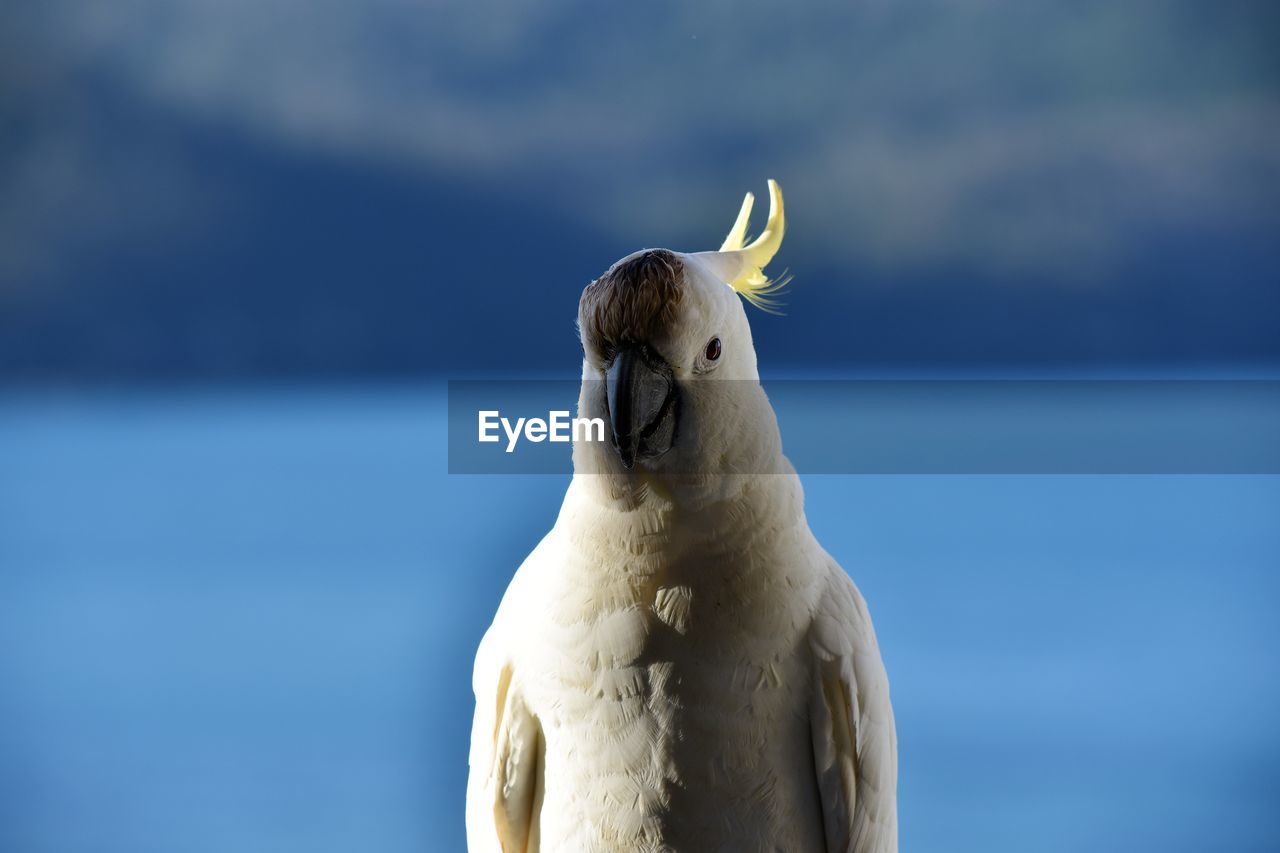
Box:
[605,344,678,469]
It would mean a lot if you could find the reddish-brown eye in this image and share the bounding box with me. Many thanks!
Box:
[705,337,722,361]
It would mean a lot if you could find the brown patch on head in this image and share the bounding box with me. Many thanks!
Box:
[579,249,684,358]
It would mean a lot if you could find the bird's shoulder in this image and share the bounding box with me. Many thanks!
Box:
[805,552,880,664]
[471,527,563,683]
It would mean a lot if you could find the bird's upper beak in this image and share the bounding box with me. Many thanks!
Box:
[605,344,679,469]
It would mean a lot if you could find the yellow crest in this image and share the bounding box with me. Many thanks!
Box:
[714,179,790,312]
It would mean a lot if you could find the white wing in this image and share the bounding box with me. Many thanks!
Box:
[809,563,898,853]
[466,583,544,852]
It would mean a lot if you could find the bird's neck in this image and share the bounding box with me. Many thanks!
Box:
[563,465,806,571]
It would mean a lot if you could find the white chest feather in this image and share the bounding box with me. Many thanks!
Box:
[509,510,828,851]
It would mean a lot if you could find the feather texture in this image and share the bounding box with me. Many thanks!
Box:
[810,566,899,853]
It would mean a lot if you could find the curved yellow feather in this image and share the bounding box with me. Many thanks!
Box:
[719,192,755,252]
[710,179,789,312]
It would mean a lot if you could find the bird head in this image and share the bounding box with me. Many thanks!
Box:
[575,180,788,477]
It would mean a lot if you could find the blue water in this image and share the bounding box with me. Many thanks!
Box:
[1,387,1277,852]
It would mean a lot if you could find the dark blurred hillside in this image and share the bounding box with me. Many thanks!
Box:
[0,82,611,381]
[2,0,1278,381]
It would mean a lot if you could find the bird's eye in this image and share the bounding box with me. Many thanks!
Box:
[704,337,722,361]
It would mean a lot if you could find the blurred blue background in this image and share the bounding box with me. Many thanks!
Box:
[2,1,1279,851]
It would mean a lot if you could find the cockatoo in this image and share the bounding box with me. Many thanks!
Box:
[467,181,897,852]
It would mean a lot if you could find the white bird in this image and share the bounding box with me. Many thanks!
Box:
[467,181,897,852]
